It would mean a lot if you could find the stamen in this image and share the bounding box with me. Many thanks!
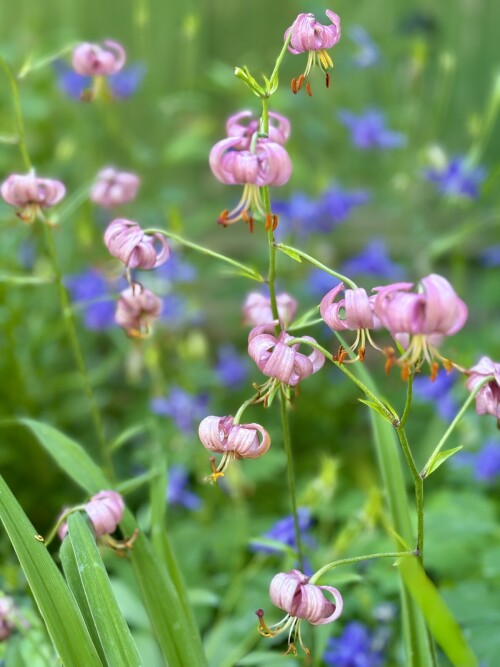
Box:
[296,74,305,91]
[217,209,229,227]
[401,364,410,382]
[256,609,274,637]
[359,347,366,362]
[325,71,330,88]
[291,78,298,94]
[442,358,453,372]
[430,361,439,382]
[305,82,312,97]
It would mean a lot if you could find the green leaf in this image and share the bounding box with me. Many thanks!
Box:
[0,474,103,667]
[399,556,478,666]
[9,418,108,494]
[423,445,463,478]
[66,513,143,667]
[358,398,395,423]
[277,245,302,262]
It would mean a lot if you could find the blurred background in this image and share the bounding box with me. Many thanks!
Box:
[1,0,500,665]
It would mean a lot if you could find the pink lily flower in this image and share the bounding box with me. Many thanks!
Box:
[285,10,341,95]
[72,40,126,76]
[466,356,500,421]
[257,569,343,655]
[115,283,163,337]
[243,291,298,328]
[91,167,140,208]
[198,415,270,478]
[58,490,124,540]
[209,136,292,229]
[248,324,324,386]
[226,110,291,149]
[104,218,170,269]
[1,172,65,223]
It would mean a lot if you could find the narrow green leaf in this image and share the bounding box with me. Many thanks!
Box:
[277,245,302,262]
[11,418,109,494]
[67,513,143,667]
[399,556,478,666]
[423,446,463,478]
[0,274,55,285]
[60,537,108,665]
[0,474,103,667]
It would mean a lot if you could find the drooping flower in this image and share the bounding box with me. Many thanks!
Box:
[198,415,271,478]
[349,26,380,68]
[320,282,380,362]
[151,387,209,434]
[257,569,343,655]
[466,356,500,421]
[91,167,140,208]
[115,282,163,337]
[373,273,468,376]
[104,219,170,269]
[323,621,385,667]
[215,345,249,389]
[167,465,202,510]
[209,135,292,228]
[226,110,291,149]
[413,368,458,422]
[425,157,486,199]
[250,508,315,554]
[66,269,119,330]
[248,324,325,387]
[243,291,298,328]
[1,172,65,223]
[59,490,125,540]
[285,10,341,95]
[341,240,405,280]
[338,109,406,149]
[72,40,126,76]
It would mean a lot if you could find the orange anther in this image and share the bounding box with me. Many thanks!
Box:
[305,82,312,97]
[296,74,305,91]
[325,72,330,88]
[291,78,298,94]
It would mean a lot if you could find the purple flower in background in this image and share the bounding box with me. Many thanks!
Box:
[324,622,385,667]
[167,465,201,510]
[308,268,341,297]
[66,269,117,330]
[215,345,249,389]
[349,26,380,68]
[250,508,314,554]
[480,245,500,267]
[338,109,406,149]
[341,240,405,280]
[425,157,486,199]
[53,61,144,100]
[317,185,370,229]
[154,252,197,283]
[413,369,458,422]
[455,440,500,483]
[151,387,209,434]
[159,294,189,325]
[273,192,322,238]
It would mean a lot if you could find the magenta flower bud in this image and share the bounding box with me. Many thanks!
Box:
[248,325,325,386]
[226,110,291,149]
[104,218,170,269]
[285,10,341,94]
[209,135,292,228]
[84,490,125,537]
[243,292,298,328]
[373,274,467,374]
[1,172,66,223]
[115,283,163,337]
[269,570,343,625]
[91,167,140,208]
[466,357,500,420]
[72,40,126,76]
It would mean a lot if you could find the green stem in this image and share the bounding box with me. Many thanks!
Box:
[310,550,414,584]
[267,31,293,94]
[0,54,32,170]
[233,393,259,424]
[421,376,491,478]
[43,225,113,478]
[395,426,424,557]
[401,371,414,428]
[279,387,305,570]
[145,228,264,282]
[274,243,357,289]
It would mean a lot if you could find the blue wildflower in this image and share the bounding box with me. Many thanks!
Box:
[273,192,323,239]
[324,622,385,667]
[150,387,209,434]
[341,240,405,280]
[480,245,500,267]
[349,26,380,68]
[53,60,144,100]
[215,345,249,389]
[167,464,202,510]
[338,109,406,149]
[154,252,197,283]
[317,186,370,230]
[413,368,458,422]
[66,269,118,330]
[308,269,342,298]
[456,440,500,483]
[249,508,315,554]
[425,157,486,199]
